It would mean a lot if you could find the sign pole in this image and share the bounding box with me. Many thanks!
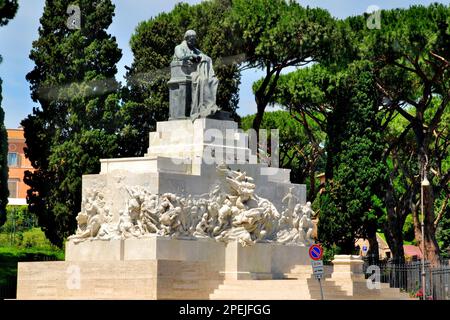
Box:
[318,277,324,300]
[309,244,325,300]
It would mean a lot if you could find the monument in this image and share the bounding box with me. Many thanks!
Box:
[168,30,231,121]
[16,31,314,300]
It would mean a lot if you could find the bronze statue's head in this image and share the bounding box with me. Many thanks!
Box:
[184,30,197,48]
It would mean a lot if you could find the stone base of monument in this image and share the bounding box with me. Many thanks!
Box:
[17,260,222,300]
[207,255,416,300]
[17,116,312,300]
[17,237,310,299]
[64,236,310,279]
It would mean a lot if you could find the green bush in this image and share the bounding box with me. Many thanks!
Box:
[322,244,341,264]
[0,232,9,246]
[403,214,415,243]
[0,227,61,252]
[0,205,37,234]
[21,228,42,248]
[0,246,65,297]
[18,228,59,250]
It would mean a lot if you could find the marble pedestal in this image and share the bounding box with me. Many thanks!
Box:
[17,237,310,299]
[65,236,309,280]
[329,255,373,296]
[88,118,305,222]
[17,259,223,300]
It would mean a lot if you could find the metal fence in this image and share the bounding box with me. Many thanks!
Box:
[431,264,450,300]
[363,257,450,300]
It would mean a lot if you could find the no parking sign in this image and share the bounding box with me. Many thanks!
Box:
[309,244,323,261]
[309,244,325,299]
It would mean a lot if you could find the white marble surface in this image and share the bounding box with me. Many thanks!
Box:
[71,166,314,247]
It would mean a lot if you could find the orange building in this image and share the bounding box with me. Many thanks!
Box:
[7,128,32,205]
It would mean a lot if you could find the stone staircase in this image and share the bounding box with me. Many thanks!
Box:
[209,278,350,300]
[209,264,415,300]
[377,283,415,300]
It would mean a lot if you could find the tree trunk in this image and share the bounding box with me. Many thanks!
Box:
[384,226,405,263]
[412,204,422,244]
[367,227,380,265]
[252,107,264,137]
[252,67,282,140]
[384,184,406,263]
[422,182,441,266]
[340,238,356,255]
[307,168,316,202]
[413,148,441,265]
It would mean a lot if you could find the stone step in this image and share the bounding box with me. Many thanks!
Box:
[209,280,415,300]
[210,278,351,300]
[209,293,350,300]
[378,290,415,300]
[220,279,330,284]
[325,281,416,300]
[216,284,346,293]
[214,285,346,295]
[288,265,333,275]
[209,291,349,300]
[215,283,338,291]
[284,273,332,280]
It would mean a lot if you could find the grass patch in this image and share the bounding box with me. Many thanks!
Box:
[0,227,62,250]
[0,247,64,299]
[0,228,64,299]
[0,247,64,282]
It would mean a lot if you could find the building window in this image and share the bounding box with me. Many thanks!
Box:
[7,153,20,167]
[8,179,19,198]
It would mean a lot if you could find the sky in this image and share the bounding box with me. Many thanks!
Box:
[0,0,447,128]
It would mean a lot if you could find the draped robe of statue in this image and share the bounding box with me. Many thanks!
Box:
[174,40,220,120]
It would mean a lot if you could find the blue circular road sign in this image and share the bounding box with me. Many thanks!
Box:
[309,244,323,261]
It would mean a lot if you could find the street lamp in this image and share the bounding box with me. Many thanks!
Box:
[421,173,430,299]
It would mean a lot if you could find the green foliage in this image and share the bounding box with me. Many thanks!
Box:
[228,0,337,68]
[314,61,388,253]
[322,245,342,264]
[0,207,56,251]
[0,0,18,227]
[402,214,415,243]
[0,0,17,27]
[360,4,450,261]
[0,246,63,297]
[269,64,333,110]
[21,0,122,247]
[0,245,64,260]
[267,59,389,253]
[122,0,241,157]
[19,228,56,249]
[436,193,450,258]
[0,227,59,251]
[227,0,337,132]
[287,3,450,260]
[0,205,37,234]
[434,107,450,255]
